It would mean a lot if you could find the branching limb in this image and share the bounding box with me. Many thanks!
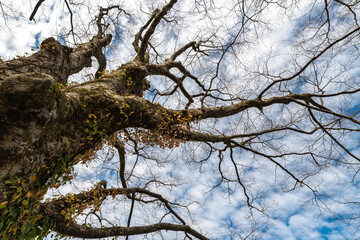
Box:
[307,104,360,162]
[51,221,208,239]
[232,141,315,192]
[41,187,208,239]
[291,98,360,125]
[145,41,207,108]
[167,41,197,61]
[95,180,107,189]
[167,122,321,144]
[257,26,360,99]
[147,63,194,107]
[69,34,112,79]
[93,6,128,78]
[137,0,178,62]
[229,147,252,208]
[59,85,359,145]
[133,10,159,53]
[334,0,359,26]
[0,34,111,84]
[95,6,128,37]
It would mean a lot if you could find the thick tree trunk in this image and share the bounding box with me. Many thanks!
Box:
[0,34,154,198]
[0,35,159,237]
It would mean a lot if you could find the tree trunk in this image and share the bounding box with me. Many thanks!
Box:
[0,35,158,237]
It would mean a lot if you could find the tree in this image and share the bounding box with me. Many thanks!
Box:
[1,0,360,239]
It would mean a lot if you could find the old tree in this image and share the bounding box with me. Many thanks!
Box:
[1,0,360,239]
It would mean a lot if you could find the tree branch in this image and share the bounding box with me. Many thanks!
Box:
[115,140,127,188]
[137,0,178,62]
[52,221,208,239]
[307,104,360,162]
[29,0,46,21]
[0,34,112,84]
[42,187,208,239]
[258,26,360,99]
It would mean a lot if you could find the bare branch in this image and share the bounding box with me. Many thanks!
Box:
[29,0,46,21]
[114,139,127,188]
[126,193,136,240]
[133,10,159,53]
[42,187,208,239]
[64,0,76,44]
[308,104,360,162]
[258,26,360,99]
[137,0,178,62]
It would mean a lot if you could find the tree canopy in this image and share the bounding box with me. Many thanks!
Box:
[0,0,360,239]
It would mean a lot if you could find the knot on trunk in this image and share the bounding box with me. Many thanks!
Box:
[120,60,150,96]
[40,37,73,55]
[0,72,59,110]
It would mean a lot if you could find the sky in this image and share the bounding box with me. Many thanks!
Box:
[1,0,360,239]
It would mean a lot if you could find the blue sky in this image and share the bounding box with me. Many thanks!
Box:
[1,0,360,239]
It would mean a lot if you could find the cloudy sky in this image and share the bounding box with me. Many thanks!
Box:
[1,0,360,239]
